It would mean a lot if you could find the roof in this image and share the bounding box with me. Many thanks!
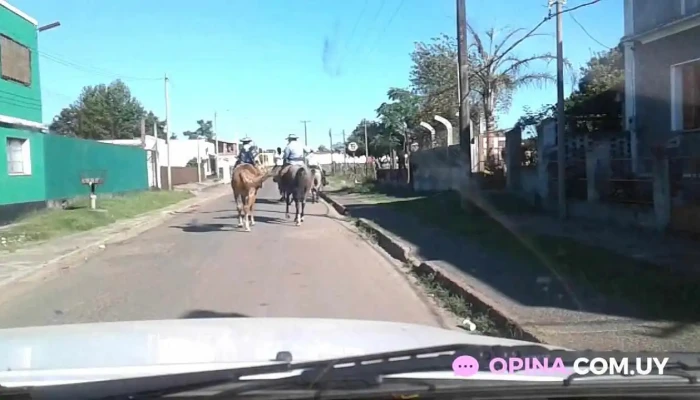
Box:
[0,1,38,26]
[621,12,700,45]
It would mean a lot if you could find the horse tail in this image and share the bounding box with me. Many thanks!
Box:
[294,166,311,193]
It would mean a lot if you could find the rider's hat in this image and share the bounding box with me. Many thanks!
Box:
[240,137,252,144]
[286,134,298,141]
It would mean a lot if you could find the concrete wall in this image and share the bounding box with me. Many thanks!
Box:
[43,134,149,200]
[160,165,204,188]
[505,123,670,232]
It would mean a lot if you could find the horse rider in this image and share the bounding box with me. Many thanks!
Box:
[235,137,259,168]
[306,149,328,187]
[276,134,309,201]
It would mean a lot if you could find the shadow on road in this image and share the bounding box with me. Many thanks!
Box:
[337,189,700,338]
[170,223,235,233]
[180,310,249,319]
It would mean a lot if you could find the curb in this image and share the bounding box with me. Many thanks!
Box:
[321,191,546,344]
[319,192,347,215]
[0,185,229,289]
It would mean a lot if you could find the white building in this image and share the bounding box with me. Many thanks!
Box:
[99,136,215,188]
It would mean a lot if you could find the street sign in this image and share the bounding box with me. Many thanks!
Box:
[347,142,358,152]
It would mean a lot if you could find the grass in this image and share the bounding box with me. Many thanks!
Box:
[349,186,700,321]
[349,216,506,336]
[0,190,192,251]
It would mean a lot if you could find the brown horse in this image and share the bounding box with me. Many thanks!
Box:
[231,163,273,231]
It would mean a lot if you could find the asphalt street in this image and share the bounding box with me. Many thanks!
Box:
[0,182,453,329]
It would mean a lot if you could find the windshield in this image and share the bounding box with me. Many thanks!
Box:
[0,0,698,397]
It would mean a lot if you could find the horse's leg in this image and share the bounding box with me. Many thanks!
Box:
[285,192,291,219]
[294,196,301,226]
[300,196,306,223]
[249,189,257,226]
[242,193,252,232]
[235,193,244,228]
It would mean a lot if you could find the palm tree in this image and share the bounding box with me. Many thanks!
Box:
[467,25,557,133]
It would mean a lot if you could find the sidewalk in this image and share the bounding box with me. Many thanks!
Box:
[323,188,700,352]
[0,182,228,290]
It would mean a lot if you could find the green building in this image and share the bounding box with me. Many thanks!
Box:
[0,1,149,224]
[0,1,46,222]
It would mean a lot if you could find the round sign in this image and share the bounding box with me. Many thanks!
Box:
[347,142,358,152]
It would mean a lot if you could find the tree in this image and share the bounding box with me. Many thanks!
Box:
[49,80,153,140]
[467,25,556,132]
[170,132,178,140]
[564,47,624,132]
[144,111,166,139]
[346,119,398,157]
[331,142,345,153]
[514,47,624,134]
[317,144,330,152]
[376,88,423,158]
[183,119,214,140]
[408,34,481,133]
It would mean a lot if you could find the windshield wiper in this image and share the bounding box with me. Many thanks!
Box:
[7,343,700,400]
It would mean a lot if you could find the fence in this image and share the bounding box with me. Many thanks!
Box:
[43,134,149,200]
[160,165,205,188]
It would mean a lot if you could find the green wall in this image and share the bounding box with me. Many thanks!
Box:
[43,135,149,200]
[0,127,46,205]
[0,4,42,122]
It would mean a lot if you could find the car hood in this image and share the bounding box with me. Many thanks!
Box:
[0,318,567,386]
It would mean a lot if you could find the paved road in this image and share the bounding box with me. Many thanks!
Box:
[0,182,452,329]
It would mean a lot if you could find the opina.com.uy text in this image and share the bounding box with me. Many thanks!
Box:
[452,355,669,376]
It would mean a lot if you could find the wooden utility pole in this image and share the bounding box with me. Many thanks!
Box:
[456,0,471,175]
[342,129,347,169]
[328,128,334,173]
[301,120,310,146]
[153,120,160,189]
[554,0,567,219]
[363,120,370,176]
[164,74,172,190]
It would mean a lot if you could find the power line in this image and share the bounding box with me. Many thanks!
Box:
[363,0,405,58]
[348,0,387,56]
[2,25,161,82]
[344,0,370,53]
[567,8,611,49]
[428,0,603,100]
[337,0,386,68]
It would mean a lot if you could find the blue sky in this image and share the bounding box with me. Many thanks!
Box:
[13,0,622,149]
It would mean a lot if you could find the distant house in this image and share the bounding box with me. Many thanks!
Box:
[621,0,700,169]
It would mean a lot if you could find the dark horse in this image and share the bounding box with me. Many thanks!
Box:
[279,164,313,226]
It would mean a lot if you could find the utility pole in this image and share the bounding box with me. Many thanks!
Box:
[154,120,160,189]
[363,120,369,158]
[363,120,370,175]
[329,129,334,173]
[214,111,219,180]
[300,120,310,146]
[164,74,172,191]
[342,129,347,169]
[554,0,567,219]
[456,0,471,179]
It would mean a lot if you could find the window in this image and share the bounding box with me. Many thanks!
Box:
[6,137,31,175]
[671,60,700,131]
[0,34,31,86]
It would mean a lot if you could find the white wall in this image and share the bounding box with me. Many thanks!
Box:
[99,136,214,188]
[314,152,367,164]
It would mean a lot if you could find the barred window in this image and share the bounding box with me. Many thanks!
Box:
[0,34,31,86]
[6,137,31,175]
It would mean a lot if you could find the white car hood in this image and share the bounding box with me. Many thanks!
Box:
[0,318,566,387]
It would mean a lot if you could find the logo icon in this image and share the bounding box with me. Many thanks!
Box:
[452,355,479,377]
